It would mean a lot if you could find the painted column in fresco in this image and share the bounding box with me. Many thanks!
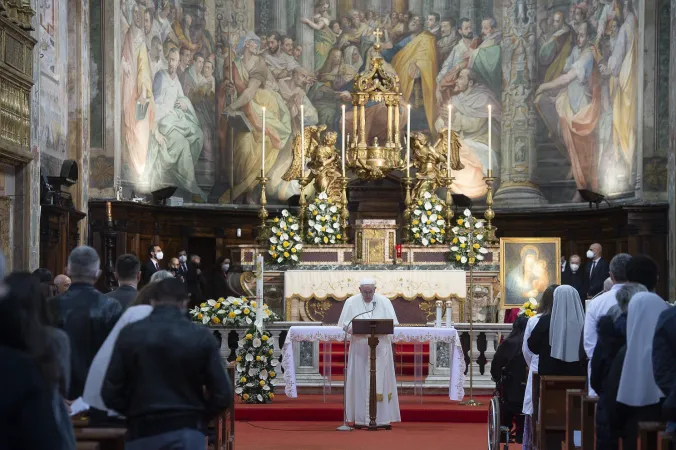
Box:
[459,0,476,24]
[431,0,450,19]
[408,0,423,16]
[272,0,289,35]
[297,0,315,71]
[493,0,546,206]
[668,0,676,299]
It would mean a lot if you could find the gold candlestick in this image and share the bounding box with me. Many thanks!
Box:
[484,170,496,243]
[256,173,269,244]
[459,230,482,407]
[442,176,455,232]
[401,176,413,243]
[298,176,310,239]
[339,176,350,243]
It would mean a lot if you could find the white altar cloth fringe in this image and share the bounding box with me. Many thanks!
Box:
[281,326,465,401]
[283,270,467,301]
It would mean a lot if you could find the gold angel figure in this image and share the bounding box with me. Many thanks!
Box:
[282,125,327,181]
[410,129,463,200]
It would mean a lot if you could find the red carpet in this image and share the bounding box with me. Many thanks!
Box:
[236,394,489,423]
[236,421,518,450]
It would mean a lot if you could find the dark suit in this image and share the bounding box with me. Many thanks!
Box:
[585,258,610,299]
[177,262,189,282]
[186,263,206,308]
[141,259,160,285]
[105,285,138,310]
[562,268,586,302]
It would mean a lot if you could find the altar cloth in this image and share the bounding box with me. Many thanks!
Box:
[281,326,465,401]
[283,270,467,301]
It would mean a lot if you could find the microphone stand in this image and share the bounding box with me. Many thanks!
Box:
[337,301,377,432]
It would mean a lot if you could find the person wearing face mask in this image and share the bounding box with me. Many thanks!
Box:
[211,256,231,299]
[561,254,586,302]
[167,258,184,282]
[584,243,610,299]
[141,245,164,285]
[186,255,206,309]
[177,250,189,280]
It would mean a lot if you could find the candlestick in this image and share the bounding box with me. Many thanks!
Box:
[447,104,452,174]
[106,201,112,225]
[261,107,266,175]
[255,254,265,330]
[339,176,349,243]
[488,105,492,173]
[406,104,411,177]
[300,105,305,177]
[402,176,413,243]
[256,176,269,244]
[445,300,453,327]
[435,300,443,328]
[341,104,346,177]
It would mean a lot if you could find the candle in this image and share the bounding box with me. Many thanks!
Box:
[435,300,443,328]
[261,107,266,175]
[300,105,305,178]
[406,104,411,178]
[341,104,346,177]
[447,104,452,175]
[488,104,492,174]
[445,300,453,327]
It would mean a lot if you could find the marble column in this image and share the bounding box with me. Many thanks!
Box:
[28,0,41,271]
[297,0,315,72]
[493,0,547,206]
[271,0,288,34]
[669,0,676,300]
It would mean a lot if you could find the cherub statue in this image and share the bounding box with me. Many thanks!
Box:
[282,125,327,181]
[410,129,463,200]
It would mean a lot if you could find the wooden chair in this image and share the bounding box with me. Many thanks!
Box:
[74,427,126,450]
[562,389,583,450]
[658,431,675,450]
[637,422,666,450]
[580,395,597,450]
[538,376,586,450]
[211,362,236,450]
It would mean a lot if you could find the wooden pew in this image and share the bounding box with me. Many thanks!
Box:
[211,362,236,450]
[74,427,126,450]
[563,389,583,450]
[658,431,675,450]
[76,443,100,450]
[538,376,586,450]
[533,372,541,450]
[637,422,666,450]
[581,395,597,450]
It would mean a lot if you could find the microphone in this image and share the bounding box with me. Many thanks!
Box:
[343,301,377,332]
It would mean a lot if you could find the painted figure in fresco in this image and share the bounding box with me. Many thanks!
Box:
[300,1,335,71]
[466,17,502,98]
[437,18,459,66]
[143,47,205,199]
[262,32,300,81]
[538,11,574,83]
[121,4,154,179]
[505,246,549,304]
[436,18,480,102]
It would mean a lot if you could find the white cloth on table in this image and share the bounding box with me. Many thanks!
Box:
[522,314,541,415]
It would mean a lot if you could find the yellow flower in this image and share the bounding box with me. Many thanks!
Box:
[430,238,436,244]
[283,225,287,230]
[417,200,423,206]
[289,232,295,237]
[522,302,529,308]
[412,219,419,225]
[269,371,276,377]
[271,253,278,258]
[308,231,314,237]
[251,301,257,308]
[256,355,261,361]
[259,380,266,387]
[460,243,466,248]
[457,219,464,225]
[332,216,337,221]
[313,210,318,216]
[456,255,461,261]
[321,226,326,232]
[200,302,207,308]
[218,297,225,302]
[243,393,249,400]
[214,303,221,309]
[197,313,203,320]
[212,317,221,324]
[243,308,250,315]
[336,234,342,240]
[268,349,274,355]
[273,218,279,223]
[440,229,445,234]
[276,232,281,237]
[228,312,236,319]
[282,241,290,248]
[269,393,275,399]
[236,355,242,362]
[323,237,328,243]
[283,251,290,258]
[245,333,253,340]
[473,243,480,249]
[240,376,247,383]
[415,233,420,238]
[427,211,432,216]
[452,238,458,244]
[262,335,269,341]
[469,257,476,264]
[269,245,275,251]
[291,248,297,253]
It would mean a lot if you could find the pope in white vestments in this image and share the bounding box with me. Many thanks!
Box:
[338,279,401,427]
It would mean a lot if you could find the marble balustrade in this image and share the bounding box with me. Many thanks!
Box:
[212,322,512,391]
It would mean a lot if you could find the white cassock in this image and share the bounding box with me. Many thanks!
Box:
[338,293,401,426]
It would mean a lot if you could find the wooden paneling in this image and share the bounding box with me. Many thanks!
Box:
[40,205,87,277]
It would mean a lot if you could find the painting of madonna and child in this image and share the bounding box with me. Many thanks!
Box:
[117,0,639,206]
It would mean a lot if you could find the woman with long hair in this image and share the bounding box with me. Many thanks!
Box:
[521,284,557,450]
[0,271,75,449]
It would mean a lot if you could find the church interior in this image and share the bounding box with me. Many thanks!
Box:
[0,0,675,448]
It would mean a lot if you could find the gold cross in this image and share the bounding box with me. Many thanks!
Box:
[373,27,383,46]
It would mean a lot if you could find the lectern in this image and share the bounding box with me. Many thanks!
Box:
[352,318,395,431]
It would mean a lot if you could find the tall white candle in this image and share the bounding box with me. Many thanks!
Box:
[445,300,453,327]
[488,104,492,174]
[435,300,442,328]
[447,104,452,174]
[341,104,346,177]
[406,104,411,178]
[300,105,305,178]
[261,107,266,175]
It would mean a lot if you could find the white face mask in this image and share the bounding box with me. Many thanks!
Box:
[155,251,164,261]
[222,264,230,272]
[179,255,187,263]
[586,250,595,259]
[570,264,580,272]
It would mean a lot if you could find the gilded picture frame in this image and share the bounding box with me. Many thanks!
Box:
[499,237,561,309]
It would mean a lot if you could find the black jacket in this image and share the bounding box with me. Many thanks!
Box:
[211,272,229,299]
[653,307,676,421]
[186,263,207,308]
[141,259,160,285]
[491,334,528,408]
[527,314,586,377]
[562,269,586,302]
[105,285,138,310]
[585,258,610,299]
[590,313,627,394]
[101,305,232,438]
[49,283,122,399]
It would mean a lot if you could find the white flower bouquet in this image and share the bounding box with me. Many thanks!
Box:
[235,328,279,403]
[188,297,280,327]
[410,191,446,246]
[449,208,489,266]
[268,209,303,264]
[306,192,343,245]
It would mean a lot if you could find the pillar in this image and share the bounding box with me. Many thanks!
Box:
[459,0,475,23]
[408,0,423,15]
[493,0,547,206]
[297,0,314,72]
[271,0,288,34]
[668,0,676,300]
[28,0,41,270]
[431,0,451,19]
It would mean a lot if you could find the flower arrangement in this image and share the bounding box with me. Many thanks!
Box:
[235,327,279,403]
[269,210,303,264]
[189,297,280,327]
[519,298,538,318]
[449,209,489,265]
[410,191,446,246]
[306,192,343,245]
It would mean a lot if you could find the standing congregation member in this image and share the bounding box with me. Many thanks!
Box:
[583,253,631,396]
[141,244,164,285]
[177,249,189,280]
[522,284,557,450]
[527,285,585,377]
[49,246,123,399]
[106,254,141,310]
[585,243,610,299]
[54,274,72,294]
[337,278,400,428]
[625,254,660,292]
[603,293,667,450]
[653,301,676,434]
[211,256,231,299]
[561,254,585,301]
[186,254,206,308]
[102,278,232,450]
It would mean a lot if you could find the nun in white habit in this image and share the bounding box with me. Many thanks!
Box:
[602,293,667,450]
[338,278,400,427]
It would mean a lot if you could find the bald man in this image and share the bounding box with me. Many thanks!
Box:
[584,243,609,299]
[54,274,71,294]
